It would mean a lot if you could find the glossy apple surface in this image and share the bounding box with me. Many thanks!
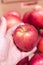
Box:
[13,23,38,51]
[37,37,43,53]
[4,15,22,29]
[17,56,29,65]
[30,53,43,65]
[29,7,43,29]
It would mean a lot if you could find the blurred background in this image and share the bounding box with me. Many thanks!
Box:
[0,0,43,17]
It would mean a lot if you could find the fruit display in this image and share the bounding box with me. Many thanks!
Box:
[0,5,43,65]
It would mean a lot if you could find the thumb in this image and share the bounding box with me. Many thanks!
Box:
[0,17,7,36]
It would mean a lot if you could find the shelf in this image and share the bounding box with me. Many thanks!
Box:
[2,0,37,4]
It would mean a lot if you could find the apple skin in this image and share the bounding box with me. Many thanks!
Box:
[29,8,43,29]
[4,10,21,19]
[17,56,29,65]
[4,15,22,29]
[22,11,31,23]
[39,29,43,37]
[13,23,38,51]
[30,53,43,65]
[37,37,43,53]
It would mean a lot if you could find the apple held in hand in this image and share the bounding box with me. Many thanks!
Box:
[17,56,29,65]
[29,6,43,29]
[37,37,43,53]
[30,53,43,65]
[13,23,38,51]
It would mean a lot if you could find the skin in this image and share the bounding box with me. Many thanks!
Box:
[0,17,37,65]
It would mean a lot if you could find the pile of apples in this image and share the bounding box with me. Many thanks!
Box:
[4,5,43,65]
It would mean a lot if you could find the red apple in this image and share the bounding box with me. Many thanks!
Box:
[37,37,43,53]
[13,23,38,51]
[29,6,43,29]
[22,11,31,23]
[4,10,21,19]
[30,53,43,65]
[4,14,22,29]
[17,56,29,65]
[39,29,43,37]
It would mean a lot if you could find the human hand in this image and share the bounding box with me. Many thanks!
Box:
[0,17,10,64]
[0,17,37,65]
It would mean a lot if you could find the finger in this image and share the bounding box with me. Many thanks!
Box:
[0,17,7,36]
[21,47,37,59]
[6,33,22,65]
[0,37,10,61]
[6,31,17,49]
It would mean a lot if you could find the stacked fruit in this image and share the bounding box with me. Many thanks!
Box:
[4,5,43,65]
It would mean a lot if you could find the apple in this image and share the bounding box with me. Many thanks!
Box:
[30,53,43,65]
[17,56,29,65]
[4,10,21,19]
[39,29,43,37]
[13,23,38,51]
[4,14,22,29]
[37,37,43,53]
[22,11,31,23]
[29,6,43,29]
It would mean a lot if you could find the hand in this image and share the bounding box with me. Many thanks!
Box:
[0,17,10,64]
[0,17,37,65]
